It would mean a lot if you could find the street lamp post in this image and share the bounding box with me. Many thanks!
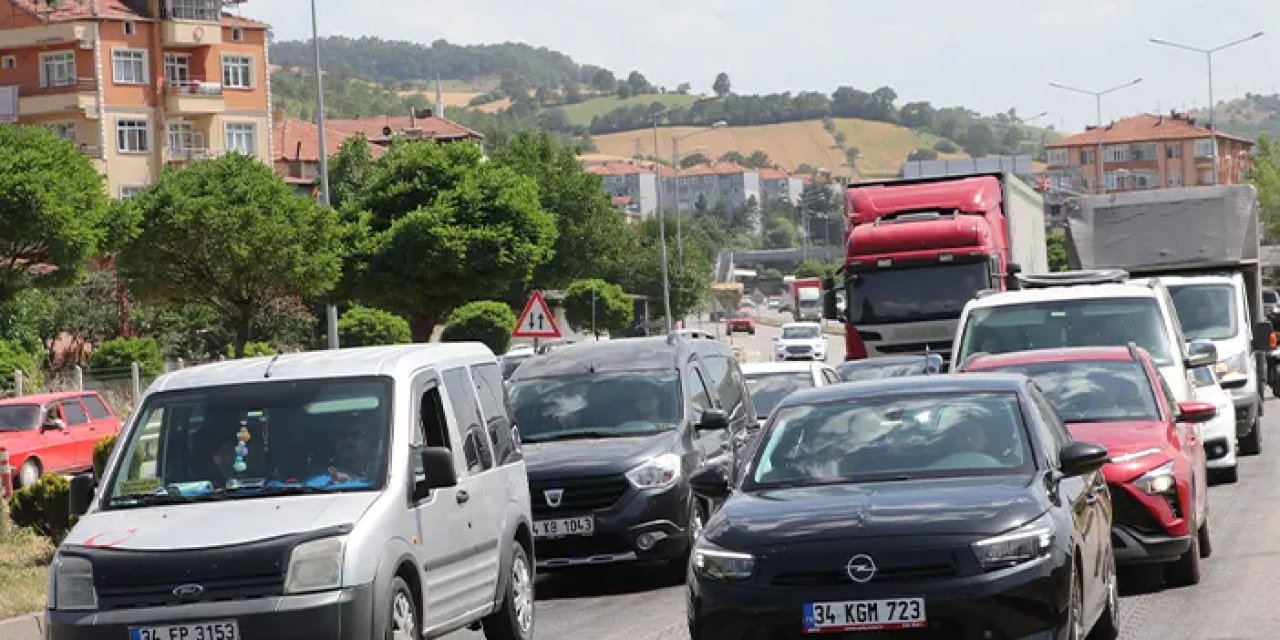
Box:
[310,0,339,349]
[671,121,727,267]
[1049,78,1142,194]
[1150,32,1264,185]
[651,110,674,332]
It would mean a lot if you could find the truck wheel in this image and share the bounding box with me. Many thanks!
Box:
[1239,416,1262,456]
[482,541,535,640]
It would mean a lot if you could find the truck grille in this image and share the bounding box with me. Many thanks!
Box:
[530,475,630,515]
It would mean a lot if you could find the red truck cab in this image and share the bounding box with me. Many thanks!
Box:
[830,173,1045,364]
[0,391,123,492]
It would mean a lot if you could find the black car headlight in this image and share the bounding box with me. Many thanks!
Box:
[971,513,1054,570]
[692,541,756,580]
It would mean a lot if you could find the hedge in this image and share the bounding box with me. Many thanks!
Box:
[90,337,164,377]
[339,306,412,347]
[441,301,517,355]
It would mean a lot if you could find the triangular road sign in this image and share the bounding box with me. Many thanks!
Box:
[513,291,562,338]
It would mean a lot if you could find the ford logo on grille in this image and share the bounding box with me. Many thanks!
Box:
[173,583,205,599]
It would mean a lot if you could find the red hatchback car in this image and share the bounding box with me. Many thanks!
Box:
[961,345,1215,587]
[725,309,756,334]
[0,391,123,491]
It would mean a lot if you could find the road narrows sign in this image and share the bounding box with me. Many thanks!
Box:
[513,291,562,339]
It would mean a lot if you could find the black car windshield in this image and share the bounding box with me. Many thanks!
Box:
[744,372,814,418]
[746,392,1032,489]
[850,261,988,324]
[104,377,393,508]
[782,326,821,340]
[983,361,1160,423]
[510,371,681,442]
[958,297,1174,365]
[837,361,923,382]
[0,404,40,432]
[1169,284,1237,341]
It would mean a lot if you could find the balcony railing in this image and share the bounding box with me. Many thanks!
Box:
[166,79,223,96]
[165,147,223,162]
[28,78,96,96]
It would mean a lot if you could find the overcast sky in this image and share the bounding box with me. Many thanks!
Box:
[244,0,1280,132]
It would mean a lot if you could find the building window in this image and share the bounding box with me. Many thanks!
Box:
[231,27,245,42]
[167,121,203,151]
[225,122,256,155]
[119,185,146,199]
[112,49,148,84]
[1167,143,1183,159]
[165,0,220,21]
[116,119,149,153]
[47,123,75,141]
[1047,149,1069,166]
[1079,149,1096,165]
[222,55,253,89]
[1104,145,1129,163]
[1200,169,1214,184]
[1168,172,1182,187]
[123,21,137,35]
[163,53,191,87]
[1104,172,1119,191]
[1194,138,1215,158]
[40,51,75,88]
[2,56,15,70]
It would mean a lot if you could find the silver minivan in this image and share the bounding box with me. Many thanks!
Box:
[49,344,535,640]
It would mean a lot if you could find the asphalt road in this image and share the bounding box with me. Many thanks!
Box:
[451,319,1280,640]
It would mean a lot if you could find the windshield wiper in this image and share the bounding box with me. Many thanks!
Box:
[523,429,663,443]
[106,493,209,508]
[757,475,917,491]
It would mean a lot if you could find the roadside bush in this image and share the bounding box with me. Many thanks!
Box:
[563,279,633,336]
[933,139,959,153]
[8,473,72,541]
[441,301,517,355]
[0,339,43,392]
[92,435,142,482]
[90,337,163,377]
[338,306,411,347]
[239,342,277,358]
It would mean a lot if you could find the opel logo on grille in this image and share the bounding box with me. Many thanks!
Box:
[544,489,564,508]
[172,583,205,600]
[846,554,877,584]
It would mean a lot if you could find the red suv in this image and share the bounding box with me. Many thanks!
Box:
[0,391,123,492]
[961,345,1215,587]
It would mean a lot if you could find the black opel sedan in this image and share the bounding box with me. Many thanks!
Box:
[686,375,1118,640]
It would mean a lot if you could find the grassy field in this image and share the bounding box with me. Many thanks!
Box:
[558,93,701,127]
[0,512,53,619]
[592,117,968,178]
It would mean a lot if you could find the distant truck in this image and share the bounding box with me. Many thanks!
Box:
[1065,184,1274,455]
[791,277,822,321]
[824,172,1047,364]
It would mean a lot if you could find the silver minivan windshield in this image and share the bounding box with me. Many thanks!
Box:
[959,297,1174,365]
[103,377,393,509]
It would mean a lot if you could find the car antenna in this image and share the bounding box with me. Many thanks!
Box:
[263,352,283,379]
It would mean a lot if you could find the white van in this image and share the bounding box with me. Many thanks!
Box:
[50,344,535,640]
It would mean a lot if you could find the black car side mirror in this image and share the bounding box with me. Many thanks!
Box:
[415,447,457,499]
[69,473,95,516]
[690,465,731,501]
[698,409,730,431]
[1059,441,1109,478]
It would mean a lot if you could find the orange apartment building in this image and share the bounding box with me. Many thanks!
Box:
[0,0,271,199]
[1045,112,1254,194]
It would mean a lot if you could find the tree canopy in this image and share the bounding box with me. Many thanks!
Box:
[563,279,633,336]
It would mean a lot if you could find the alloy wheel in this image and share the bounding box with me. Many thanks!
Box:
[512,553,534,636]
[391,590,416,640]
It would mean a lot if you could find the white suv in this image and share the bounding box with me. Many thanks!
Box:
[53,344,535,640]
[952,275,1216,403]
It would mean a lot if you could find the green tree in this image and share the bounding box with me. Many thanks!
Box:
[845,147,861,167]
[338,305,412,347]
[746,150,771,169]
[800,181,837,216]
[626,70,653,95]
[351,141,557,341]
[1047,233,1069,272]
[591,68,617,92]
[0,339,43,392]
[89,337,164,377]
[795,163,818,175]
[0,125,110,304]
[491,131,629,289]
[441,301,517,354]
[616,82,633,99]
[620,219,710,322]
[962,124,997,157]
[680,152,710,168]
[833,131,848,147]
[118,154,346,354]
[762,211,798,249]
[713,72,731,97]
[563,279,633,336]
[795,259,831,279]
[1250,134,1280,241]
[328,134,375,211]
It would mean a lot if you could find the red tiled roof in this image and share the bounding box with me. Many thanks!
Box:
[1047,113,1254,148]
[8,1,269,27]
[272,117,390,163]
[584,161,652,177]
[611,195,633,206]
[325,115,483,142]
[757,167,790,180]
[680,161,753,176]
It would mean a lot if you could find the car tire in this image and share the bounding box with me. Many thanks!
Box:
[1198,518,1212,559]
[1211,465,1239,484]
[482,541,535,640]
[386,576,418,640]
[1087,552,1120,640]
[1239,416,1262,456]
[1163,528,1202,587]
[18,459,41,488]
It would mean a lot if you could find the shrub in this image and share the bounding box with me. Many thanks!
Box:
[90,337,163,377]
[563,279,633,336]
[92,435,142,482]
[441,301,517,355]
[933,139,959,154]
[0,339,43,392]
[239,342,277,358]
[8,473,72,541]
[339,306,412,347]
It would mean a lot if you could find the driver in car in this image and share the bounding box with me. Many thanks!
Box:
[320,413,377,485]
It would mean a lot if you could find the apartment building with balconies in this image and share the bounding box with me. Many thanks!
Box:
[0,0,270,199]
[1045,112,1254,195]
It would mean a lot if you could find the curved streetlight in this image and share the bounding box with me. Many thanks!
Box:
[1049,78,1142,193]
[1150,31,1264,185]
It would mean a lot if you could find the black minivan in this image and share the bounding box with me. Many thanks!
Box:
[508,335,756,571]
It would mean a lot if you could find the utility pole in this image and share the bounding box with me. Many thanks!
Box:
[311,0,339,349]
[651,110,673,332]
[1049,78,1142,194]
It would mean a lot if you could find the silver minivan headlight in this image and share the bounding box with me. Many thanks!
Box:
[285,536,346,594]
[51,554,98,611]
